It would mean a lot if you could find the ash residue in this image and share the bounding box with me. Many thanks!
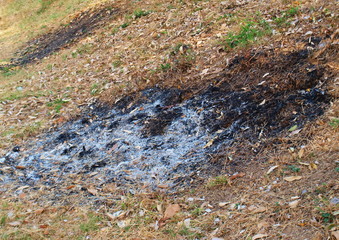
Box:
[0,85,330,190]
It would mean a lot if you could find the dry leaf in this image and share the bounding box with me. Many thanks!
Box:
[284,176,302,182]
[106,211,125,221]
[252,233,269,239]
[267,165,278,175]
[290,129,301,136]
[289,200,300,208]
[257,221,270,229]
[35,208,45,214]
[157,204,162,213]
[230,172,245,180]
[15,166,26,170]
[16,186,29,191]
[203,139,214,148]
[298,148,305,158]
[332,231,339,240]
[252,206,267,213]
[218,202,230,207]
[164,204,181,219]
[311,233,323,240]
[106,213,116,221]
[309,163,317,170]
[117,219,130,228]
[87,188,98,195]
[8,221,21,227]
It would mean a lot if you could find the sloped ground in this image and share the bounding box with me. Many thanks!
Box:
[7,6,119,67]
[0,0,338,239]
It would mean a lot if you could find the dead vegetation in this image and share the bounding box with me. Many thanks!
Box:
[0,0,338,239]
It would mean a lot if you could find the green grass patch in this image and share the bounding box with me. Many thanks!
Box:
[0,215,7,226]
[76,43,94,55]
[133,9,151,19]
[80,213,102,232]
[207,175,229,188]
[24,122,42,135]
[120,22,129,28]
[190,207,204,217]
[273,6,299,26]
[112,60,123,68]
[0,90,46,102]
[46,98,70,113]
[329,118,339,128]
[90,83,100,95]
[1,67,21,77]
[285,165,300,172]
[224,19,271,49]
[37,0,56,14]
[159,63,171,72]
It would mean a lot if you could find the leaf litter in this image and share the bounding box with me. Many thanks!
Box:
[0,51,331,193]
[0,0,333,239]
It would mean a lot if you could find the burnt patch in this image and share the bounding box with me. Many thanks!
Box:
[55,131,78,143]
[5,6,118,67]
[0,46,334,192]
[142,108,183,136]
[78,146,92,158]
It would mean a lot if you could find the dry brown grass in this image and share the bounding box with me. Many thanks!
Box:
[0,0,338,239]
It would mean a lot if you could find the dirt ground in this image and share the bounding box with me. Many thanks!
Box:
[0,0,338,239]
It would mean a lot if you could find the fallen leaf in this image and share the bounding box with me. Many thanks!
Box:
[230,172,245,180]
[203,139,214,148]
[312,232,323,240]
[289,200,300,208]
[106,211,126,221]
[16,186,29,191]
[257,221,270,229]
[39,224,49,229]
[164,204,181,219]
[18,193,26,199]
[15,166,26,170]
[252,206,267,213]
[35,209,45,214]
[284,176,302,182]
[218,202,230,207]
[288,125,298,132]
[267,165,278,175]
[252,233,269,239]
[289,129,301,136]
[298,148,305,158]
[332,231,339,240]
[183,218,191,228]
[117,219,130,228]
[201,68,209,75]
[309,163,317,170]
[333,210,339,216]
[66,185,76,190]
[87,188,98,196]
[106,213,116,221]
[8,221,21,227]
[157,204,162,213]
